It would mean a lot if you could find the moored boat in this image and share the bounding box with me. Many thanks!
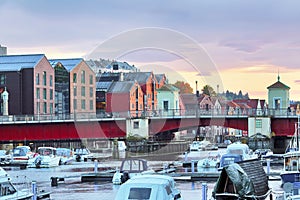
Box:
[280,119,300,186]
[27,147,61,168]
[10,146,33,166]
[115,174,182,200]
[197,152,221,168]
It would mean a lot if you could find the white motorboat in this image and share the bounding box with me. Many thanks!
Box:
[27,147,61,168]
[112,158,155,185]
[10,146,33,166]
[73,148,94,162]
[0,166,33,199]
[56,148,74,165]
[115,174,182,200]
[197,152,221,168]
[189,140,211,152]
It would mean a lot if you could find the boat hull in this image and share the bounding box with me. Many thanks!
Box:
[280,171,300,184]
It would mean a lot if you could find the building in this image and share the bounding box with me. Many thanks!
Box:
[49,59,96,116]
[106,81,144,117]
[0,45,7,55]
[49,62,70,117]
[0,54,54,115]
[156,84,180,116]
[267,75,290,112]
[123,72,158,112]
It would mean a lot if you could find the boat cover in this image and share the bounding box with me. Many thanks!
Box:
[212,163,255,198]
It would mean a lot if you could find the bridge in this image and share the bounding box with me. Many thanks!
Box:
[0,108,298,143]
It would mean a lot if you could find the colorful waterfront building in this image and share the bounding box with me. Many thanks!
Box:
[0,54,54,115]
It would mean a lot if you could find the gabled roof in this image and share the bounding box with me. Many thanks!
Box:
[49,58,83,72]
[96,81,113,91]
[123,72,153,83]
[155,74,166,83]
[267,75,290,89]
[157,84,179,92]
[107,81,136,93]
[0,54,45,71]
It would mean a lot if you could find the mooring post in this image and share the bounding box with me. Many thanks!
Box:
[202,182,207,200]
[267,159,270,175]
[94,160,98,173]
[191,160,195,173]
[31,181,37,200]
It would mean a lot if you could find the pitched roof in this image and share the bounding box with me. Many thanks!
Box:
[267,76,290,89]
[155,74,165,83]
[96,81,113,91]
[107,81,136,93]
[157,84,179,92]
[0,54,45,71]
[49,58,83,72]
[123,72,153,83]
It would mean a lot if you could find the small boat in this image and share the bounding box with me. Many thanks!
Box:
[218,153,243,170]
[212,160,272,200]
[10,146,33,166]
[112,158,155,185]
[0,166,33,199]
[281,119,300,185]
[115,174,182,200]
[197,152,221,168]
[27,147,61,168]
[73,148,94,162]
[189,140,211,152]
[56,148,74,165]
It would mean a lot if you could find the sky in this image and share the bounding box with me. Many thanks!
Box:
[1,0,300,100]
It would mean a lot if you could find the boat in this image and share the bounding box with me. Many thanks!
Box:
[114,174,182,200]
[27,147,61,168]
[218,141,257,170]
[189,140,211,152]
[0,166,33,199]
[212,159,272,200]
[0,150,11,165]
[73,148,94,162]
[197,152,221,168]
[112,158,155,185]
[10,146,33,166]
[56,148,74,165]
[280,119,300,185]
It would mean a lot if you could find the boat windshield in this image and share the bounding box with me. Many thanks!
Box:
[0,181,17,196]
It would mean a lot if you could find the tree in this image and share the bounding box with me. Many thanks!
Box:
[173,81,193,94]
[202,85,216,96]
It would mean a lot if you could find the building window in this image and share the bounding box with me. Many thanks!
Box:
[36,102,40,114]
[43,71,47,86]
[73,99,77,110]
[74,86,77,96]
[36,73,40,85]
[73,73,77,83]
[81,70,85,84]
[81,86,85,97]
[50,103,53,114]
[43,102,47,113]
[50,75,53,87]
[50,89,53,100]
[0,74,6,85]
[36,88,40,99]
[43,88,47,100]
[132,103,135,109]
[81,99,86,110]
[256,119,262,128]
[89,100,93,110]
[133,121,139,129]
[89,87,93,98]
[89,75,93,85]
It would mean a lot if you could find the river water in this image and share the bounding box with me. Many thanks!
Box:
[3,150,284,200]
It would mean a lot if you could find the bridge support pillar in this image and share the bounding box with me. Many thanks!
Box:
[126,118,149,138]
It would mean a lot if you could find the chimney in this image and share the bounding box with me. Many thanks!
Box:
[196,81,199,97]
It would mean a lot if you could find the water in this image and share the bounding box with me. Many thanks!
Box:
[2,151,284,200]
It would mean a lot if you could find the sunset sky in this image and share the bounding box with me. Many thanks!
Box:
[1,0,300,101]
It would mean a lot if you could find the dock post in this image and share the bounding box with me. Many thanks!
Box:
[267,159,270,175]
[184,152,188,162]
[191,160,195,173]
[31,181,37,200]
[202,182,207,200]
[94,160,98,173]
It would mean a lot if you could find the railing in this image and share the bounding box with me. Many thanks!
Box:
[0,108,298,124]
